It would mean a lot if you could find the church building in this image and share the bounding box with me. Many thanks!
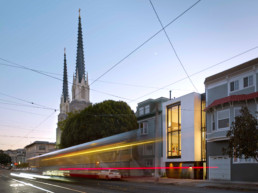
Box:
[56,10,91,146]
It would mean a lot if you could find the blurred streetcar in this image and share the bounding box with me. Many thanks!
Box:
[28,130,156,178]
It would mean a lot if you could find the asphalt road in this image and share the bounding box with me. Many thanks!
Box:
[0,169,255,193]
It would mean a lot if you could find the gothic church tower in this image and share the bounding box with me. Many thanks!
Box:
[56,10,91,146]
[69,9,91,112]
[57,48,70,145]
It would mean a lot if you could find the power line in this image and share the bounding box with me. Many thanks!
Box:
[33,111,57,129]
[130,47,258,102]
[0,135,53,140]
[0,61,189,91]
[0,124,47,132]
[0,91,57,111]
[0,58,132,102]
[149,0,199,92]
[0,99,58,110]
[15,111,57,147]
[0,106,49,116]
[89,0,202,86]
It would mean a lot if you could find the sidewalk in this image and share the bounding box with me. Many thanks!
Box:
[122,177,258,192]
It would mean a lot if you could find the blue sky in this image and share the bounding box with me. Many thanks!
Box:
[0,0,258,150]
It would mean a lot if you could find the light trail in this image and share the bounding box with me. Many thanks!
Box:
[25,178,87,193]
[42,139,161,161]
[11,179,54,193]
[11,172,51,179]
[60,166,218,170]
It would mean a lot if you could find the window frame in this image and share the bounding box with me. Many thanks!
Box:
[243,75,253,88]
[217,109,230,130]
[144,105,150,114]
[140,121,148,135]
[38,145,46,151]
[211,113,216,131]
[139,107,144,116]
[230,80,239,92]
[167,103,181,159]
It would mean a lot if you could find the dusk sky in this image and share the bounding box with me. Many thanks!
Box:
[0,0,258,150]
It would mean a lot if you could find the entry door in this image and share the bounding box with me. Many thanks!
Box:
[209,156,231,180]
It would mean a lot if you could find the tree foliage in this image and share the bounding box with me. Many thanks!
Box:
[60,100,138,148]
[223,106,258,161]
[0,152,11,165]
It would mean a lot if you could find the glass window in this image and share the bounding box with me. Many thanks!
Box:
[140,121,148,135]
[243,75,253,88]
[201,100,206,161]
[139,107,144,116]
[144,105,150,114]
[217,110,229,129]
[230,80,239,92]
[211,113,215,131]
[167,103,181,158]
[38,145,45,150]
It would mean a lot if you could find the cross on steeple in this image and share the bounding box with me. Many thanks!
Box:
[79,8,81,18]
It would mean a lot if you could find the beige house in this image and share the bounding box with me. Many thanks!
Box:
[25,141,56,161]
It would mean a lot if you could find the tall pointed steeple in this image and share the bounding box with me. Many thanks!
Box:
[62,48,69,103]
[70,9,91,112]
[75,8,85,83]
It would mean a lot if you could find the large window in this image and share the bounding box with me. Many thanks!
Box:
[167,103,181,158]
[217,109,229,129]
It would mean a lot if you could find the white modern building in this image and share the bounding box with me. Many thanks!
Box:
[162,92,206,179]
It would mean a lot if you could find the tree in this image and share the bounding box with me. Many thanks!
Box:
[60,100,138,148]
[223,106,258,161]
[0,152,11,165]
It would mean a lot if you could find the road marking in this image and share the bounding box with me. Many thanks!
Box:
[12,179,54,193]
[26,178,87,193]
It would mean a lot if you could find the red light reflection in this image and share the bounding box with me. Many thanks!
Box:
[60,166,218,171]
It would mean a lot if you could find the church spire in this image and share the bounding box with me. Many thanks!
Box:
[62,48,69,103]
[75,8,85,83]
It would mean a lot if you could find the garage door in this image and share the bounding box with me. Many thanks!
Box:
[209,156,231,180]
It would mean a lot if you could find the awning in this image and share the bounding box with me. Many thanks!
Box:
[205,92,258,111]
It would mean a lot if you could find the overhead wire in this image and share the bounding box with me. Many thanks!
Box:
[0,61,188,91]
[130,46,258,102]
[0,91,57,111]
[0,106,49,116]
[0,1,201,105]
[149,0,199,92]
[89,0,202,86]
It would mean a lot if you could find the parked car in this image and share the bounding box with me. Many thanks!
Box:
[98,169,121,180]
